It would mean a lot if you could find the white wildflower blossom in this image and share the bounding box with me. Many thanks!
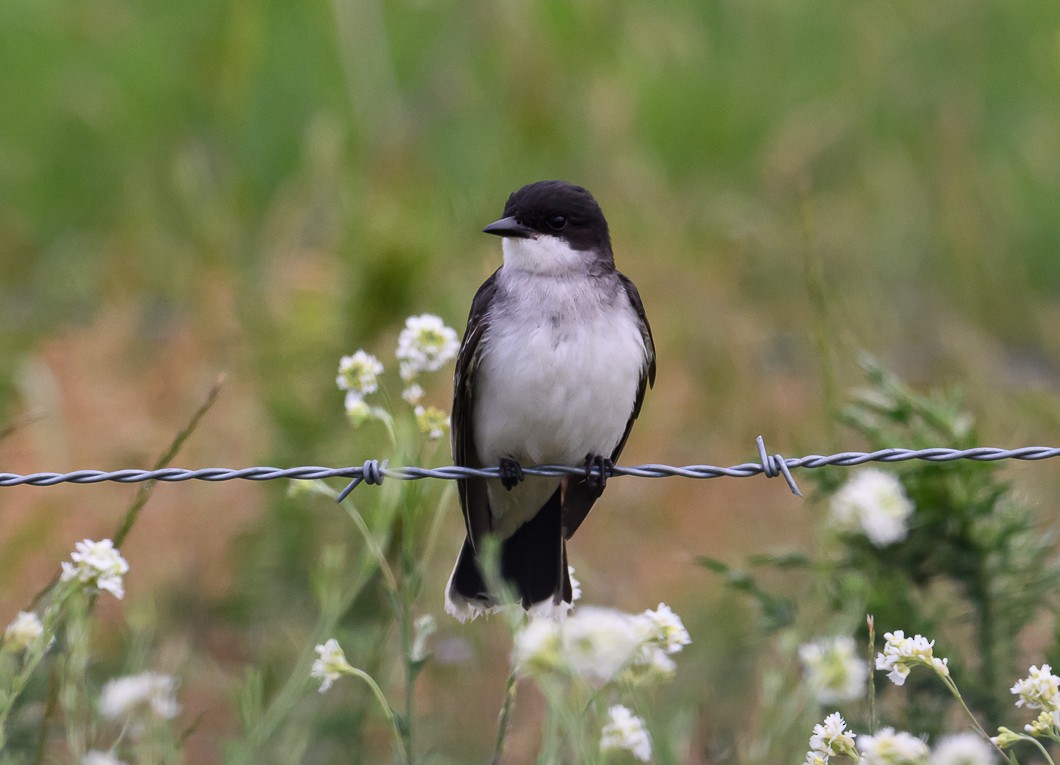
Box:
[414,405,450,440]
[804,752,830,765]
[875,630,949,686]
[99,671,180,728]
[311,638,353,694]
[929,732,996,765]
[60,539,129,599]
[858,727,930,765]
[336,350,384,399]
[809,712,858,758]
[829,469,914,547]
[599,704,652,762]
[4,611,44,652]
[396,314,459,381]
[564,607,649,684]
[83,751,128,765]
[1010,664,1060,711]
[568,566,582,603]
[799,635,869,704]
[401,383,425,406]
[640,603,692,654]
[513,618,563,674]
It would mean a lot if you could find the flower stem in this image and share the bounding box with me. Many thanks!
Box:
[492,666,518,765]
[347,666,408,763]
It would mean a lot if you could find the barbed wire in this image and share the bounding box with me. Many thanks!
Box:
[2,437,1059,501]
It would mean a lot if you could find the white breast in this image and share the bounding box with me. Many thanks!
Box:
[473,273,647,467]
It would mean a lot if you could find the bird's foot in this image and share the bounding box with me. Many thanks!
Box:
[584,453,613,491]
[499,457,524,490]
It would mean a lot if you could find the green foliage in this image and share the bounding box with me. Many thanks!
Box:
[703,360,1060,759]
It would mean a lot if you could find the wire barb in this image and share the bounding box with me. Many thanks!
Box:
[335,459,386,503]
[756,435,803,497]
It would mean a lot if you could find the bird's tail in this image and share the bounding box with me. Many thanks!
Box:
[445,486,572,621]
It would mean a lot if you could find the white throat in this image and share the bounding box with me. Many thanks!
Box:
[501,235,590,276]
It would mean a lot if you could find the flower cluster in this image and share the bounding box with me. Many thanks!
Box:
[875,630,949,686]
[990,663,1060,748]
[335,314,458,437]
[336,350,384,415]
[396,314,459,382]
[513,602,690,686]
[829,469,914,547]
[799,635,868,704]
[414,404,450,442]
[59,539,129,600]
[3,611,45,652]
[1010,664,1060,710]
[857,727,929,764]
[599,704,652,762]
[805,712,858,761]
[99,671,180,733]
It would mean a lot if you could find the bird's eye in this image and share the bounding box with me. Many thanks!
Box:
[547,214,568,231]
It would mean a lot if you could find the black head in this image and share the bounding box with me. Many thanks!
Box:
[483,180,612,256]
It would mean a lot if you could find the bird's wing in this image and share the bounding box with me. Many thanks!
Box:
[562,272,656,539]
[452,268,501,549]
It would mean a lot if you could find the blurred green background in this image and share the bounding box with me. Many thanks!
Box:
[2,0,1060,761]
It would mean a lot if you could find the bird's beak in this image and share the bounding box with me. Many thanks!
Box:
[482,216,535,239]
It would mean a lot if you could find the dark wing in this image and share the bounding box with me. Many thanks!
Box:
[452,269,501,549]
[562,272,656,538]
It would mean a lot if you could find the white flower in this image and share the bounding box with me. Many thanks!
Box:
[568,566,582,603]
[858,727,929,765]
[312,638,353,693]
[804,752,829,765]
[1011,664,1060,711]
[60,539,129,599]
[599,704,652,762]
[809,712,857,757]
[799,635,869,704]
[639,603,692,655]
[99,671,180,726]
[395,314,459,381]
[83,751,128,765]
[336,350,384,398]
[401,383,425,406]
[414,405,450,441]
[875,630,949,686]
[829,469,914,547]
[4,611,44,651]
[513,618,563,675]
[563,607,646,684]
[929,732,996,765]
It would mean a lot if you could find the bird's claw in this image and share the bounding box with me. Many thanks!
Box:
[499,457,524,490]
[584,454,612,491]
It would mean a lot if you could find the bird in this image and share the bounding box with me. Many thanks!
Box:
[445,180,656,621]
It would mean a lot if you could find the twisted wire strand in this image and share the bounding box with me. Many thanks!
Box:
[3,444,1058,497]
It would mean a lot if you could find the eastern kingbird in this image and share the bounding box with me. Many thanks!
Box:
[445,180,656,621]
